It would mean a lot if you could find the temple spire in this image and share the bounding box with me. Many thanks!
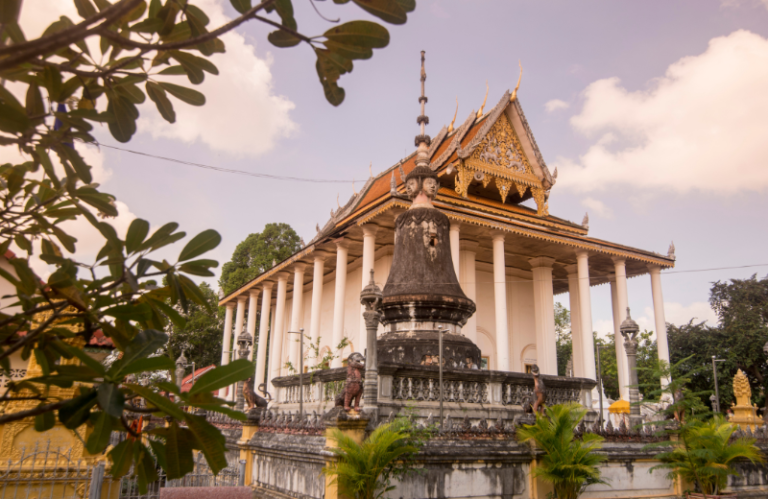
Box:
[415,51,431,168]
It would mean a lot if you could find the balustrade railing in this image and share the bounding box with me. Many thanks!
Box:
[392,377,490,404]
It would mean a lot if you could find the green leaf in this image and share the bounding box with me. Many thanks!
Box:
[178,229,221,262]
[59,341,106,375]
[158,82,205,106]
[323,40,372,61]
[58,389,98,429]
[103,303,153,322]
[14,234,31,253]
[125,218,150,254]
[97,383,125,417]
[229,0,251,14]
[115,356,174,378]
[135,442,158,494]
[117,329,168,370]
[138,222,178,251]
[146,81,175,123]
[395,0,415,12]
[178,259,218,277]
[75,188,118,216]
[267,29,301,48]
[108,439,134,479]
[157,65,186,75]
[189,358,253,396]
[170,50,218,85]
[34,409,55,431]
[146,298,187,328]
[61,146,92,184]
[351,0,407,24]
[148,439,167,470]
[160,422,195,479]
[126,383,185,419]
[0,100,30,133]
[105,90,138,142]
[321,79,345,107]
[26,82,45,118]
[86,412,113,454]
[324,21,389,49]
[184,413,228,474]
[0,0,22,24]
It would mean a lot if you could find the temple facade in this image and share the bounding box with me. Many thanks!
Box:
[217,74,675,405]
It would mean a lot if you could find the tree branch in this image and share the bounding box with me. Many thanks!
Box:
[98,0,277,51]
[0,399,68,425]
[253,15,314,44]
[0,0,144,71]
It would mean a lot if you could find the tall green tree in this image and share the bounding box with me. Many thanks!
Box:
[219,223,301,295]
[555,302,572,377]
[167,282,223,371]
[594,330,659,401]
[0,0,417,489]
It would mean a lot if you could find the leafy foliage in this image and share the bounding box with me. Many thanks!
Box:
[554,302,572,377]
[323,421,421,499]
[218,223,301,295]
[166,282,224,371]
[651,417,763,496]
[517,403,607,499]
[594,330,659,401]
[0,0,415,489]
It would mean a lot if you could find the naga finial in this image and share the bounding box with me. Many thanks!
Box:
[510,61,523,102]
[476,80,489,118]
[448,97,458,133]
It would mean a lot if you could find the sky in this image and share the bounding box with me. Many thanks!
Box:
[12,0,768,338]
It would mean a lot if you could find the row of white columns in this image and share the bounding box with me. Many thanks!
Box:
[219,222,670,402]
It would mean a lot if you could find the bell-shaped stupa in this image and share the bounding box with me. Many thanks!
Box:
[378,52,480,368]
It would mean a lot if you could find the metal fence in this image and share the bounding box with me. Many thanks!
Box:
[0,441,243,499]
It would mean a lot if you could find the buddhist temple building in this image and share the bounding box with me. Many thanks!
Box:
[217,61,675,405]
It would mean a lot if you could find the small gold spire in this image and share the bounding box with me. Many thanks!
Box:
[448,97,458,133]
[337,193,341,209]
[510,61,523,102]
[369,162,373,177]
[352,178,357,195]
[476,81,488,118]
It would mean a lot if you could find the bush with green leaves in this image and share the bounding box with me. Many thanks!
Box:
[0,0,415,491]
[516,403,608,499]
[650,417,763,497]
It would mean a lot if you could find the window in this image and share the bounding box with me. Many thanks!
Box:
[481,356,489,370]
[525,364,533,374]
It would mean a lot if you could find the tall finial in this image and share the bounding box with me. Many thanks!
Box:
[448,97,458,133]
[414,50,431,167]
[476,81,489,118]
[510,61,523,102]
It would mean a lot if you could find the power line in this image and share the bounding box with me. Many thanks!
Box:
[97,143,353,184]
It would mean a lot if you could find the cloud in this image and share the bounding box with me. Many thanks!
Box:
[646,301,718,327]
[556,30,768,194]
[581,197,613,219]
[545,99,570,112]
[138,0,296,157]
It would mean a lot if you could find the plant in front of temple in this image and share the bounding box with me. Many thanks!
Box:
[323,421,419,499]
[650,416,763,498]
[517,403,607,499]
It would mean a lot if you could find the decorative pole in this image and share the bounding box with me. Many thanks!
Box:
[360,269,383,418]
[235,330,253,411]
[619,308,643,429]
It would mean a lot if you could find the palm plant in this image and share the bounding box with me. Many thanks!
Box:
[322,422,419,499]
[517,403,608,499]
[652,417,763,497]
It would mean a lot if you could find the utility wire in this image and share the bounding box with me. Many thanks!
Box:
[97,143,353,184]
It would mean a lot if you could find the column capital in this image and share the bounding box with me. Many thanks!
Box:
[528,256,556,269]
[490,229,506,242]
[261,282,274,292]
[334,237,350,250]
[575,249,591,259]
[293,262,307,274]
[248,288,261,298]
[449,220,462,232]
[361,224,379,237]
[564,264,579,275]
[225,301,236,309]
[647,263,662,274]
[611,256,627,266]
[459,239,480,252]
[313,250,331,262]
[275,271,290,282]
[237,294,248,304]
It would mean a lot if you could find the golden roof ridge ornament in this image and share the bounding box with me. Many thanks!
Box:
[448,97,458,133]
[476,81,489,118]
[510,61,523,102]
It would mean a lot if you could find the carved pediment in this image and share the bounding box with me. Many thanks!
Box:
[468,113,535,181]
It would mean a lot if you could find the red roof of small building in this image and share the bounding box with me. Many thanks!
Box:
[180,364,218,394]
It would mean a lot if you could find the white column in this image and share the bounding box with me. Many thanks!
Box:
[246,289,260,361]
[255,283,273,390]
[289,263,307,370]
[359,224,378,358]
[449,221,461,280]
[220,303,235,368]
[459,240,479,344]
[565,265,584,378]
[309,253,327,364]
[269,273,289,379]
[331,239,349,368]
[491,232,510,371]
[529,257,558,375]
[576,251,597,397]
[649,264,672,390]
[230,295,247,400]
[612,257,631,401]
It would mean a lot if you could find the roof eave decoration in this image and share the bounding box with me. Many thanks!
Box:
[429,109,477,170]
[428,125,448,161]
[511,98,555,190]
